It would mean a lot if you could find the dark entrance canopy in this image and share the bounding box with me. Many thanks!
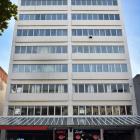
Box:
[0,116,140,130]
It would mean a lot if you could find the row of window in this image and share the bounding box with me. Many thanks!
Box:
[11,84,68,94]
[19,14,120,21]
[10,83,129,94]
[21,0,67,6]
[8,105,132,116]
[72,14,120,20]
[15,46,67,54]
[17,29,67,36]
[17,29,122,37]
[21,0,118,6]
[72,29,122,36]
[12,64,127,73]
[8,106,68,116]
[73,83,130,93]
[13,64,68,73]
[72,45,124,54]
[14,45,124,54]
[72,64,127,72]
[71,0,118,6]
[73,105,132,116]
[19,14,67,20]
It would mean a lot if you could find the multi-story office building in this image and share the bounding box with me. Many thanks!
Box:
[1,0,140,140]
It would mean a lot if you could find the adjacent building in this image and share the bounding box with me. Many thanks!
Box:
[133,74,140,115]
[0,0,140,140]
[0,67,7,116]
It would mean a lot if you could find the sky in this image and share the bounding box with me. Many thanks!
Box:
[0,0,140,77]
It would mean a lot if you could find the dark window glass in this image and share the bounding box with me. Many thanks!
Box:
[79,84,84,93]
[28,106,34,115]
[35,106,41,115]
[55,106,61,115]
[62,106,68,115]
[43,84,48,93]
[126,106,132,115]
[48,106,54,115]
[98,84,104,93]
[8,106,14,116]
[15,46,20,53]
[111,84,117,92]
[21,106,27,115]
[124,84,130,93]
[42,106,48,115]
[117,84,123,93]
[120,106,126,115]
[23,84,29,93]
[73,106,78,115]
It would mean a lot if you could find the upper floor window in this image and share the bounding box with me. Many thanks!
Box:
[15,46,67,54]
[72,45,124,54]
[19,14,67,20]
[21,0,67,6]
[72,14,120,20]
[13,64,68,73]
[71,0,118,6]
[72,64,128,72]
[17,29,67,36]
[72,29,122,36]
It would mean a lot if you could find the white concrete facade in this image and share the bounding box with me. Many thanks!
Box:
[4,0,137,118]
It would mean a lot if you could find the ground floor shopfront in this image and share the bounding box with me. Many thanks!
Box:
[0,116,140,140]
[1,128,140,140]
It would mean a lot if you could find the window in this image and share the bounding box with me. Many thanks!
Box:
[79,106,85,115]
[120,106,126,115]
[23,84,29,93]
[117,84,123,93]
[8,106,14,116]
[126,106,132,115]
[28,106,34,115]
[21,106,27,115]
[73,106,78,115]
[55,106,61,115]
[100,106,105,115]
[93,106,98,115]
[48,106,54,115]
[111,84,117,93]
[79,84,84,93]
[62,106,68,115]
[124,84,130,93]
[113,106,119,115]
[106,106,112,115]
[98,84,104,93]
[42,106,48,115]
[86,106,92,115]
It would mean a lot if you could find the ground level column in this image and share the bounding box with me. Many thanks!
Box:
[0,130,6,140]
[134,128,140,140]
[100,129,104,140]
[68,128,73,140]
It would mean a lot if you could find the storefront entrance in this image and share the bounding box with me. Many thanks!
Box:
[7,130,68,140]
[104,130,134,140]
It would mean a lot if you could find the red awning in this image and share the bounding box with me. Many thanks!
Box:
[0,126,48,130]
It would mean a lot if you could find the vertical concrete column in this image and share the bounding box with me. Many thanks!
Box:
[134,128,140,140]
[100,129,104,140]
[68,128,73,140]
[0,130,6,140]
